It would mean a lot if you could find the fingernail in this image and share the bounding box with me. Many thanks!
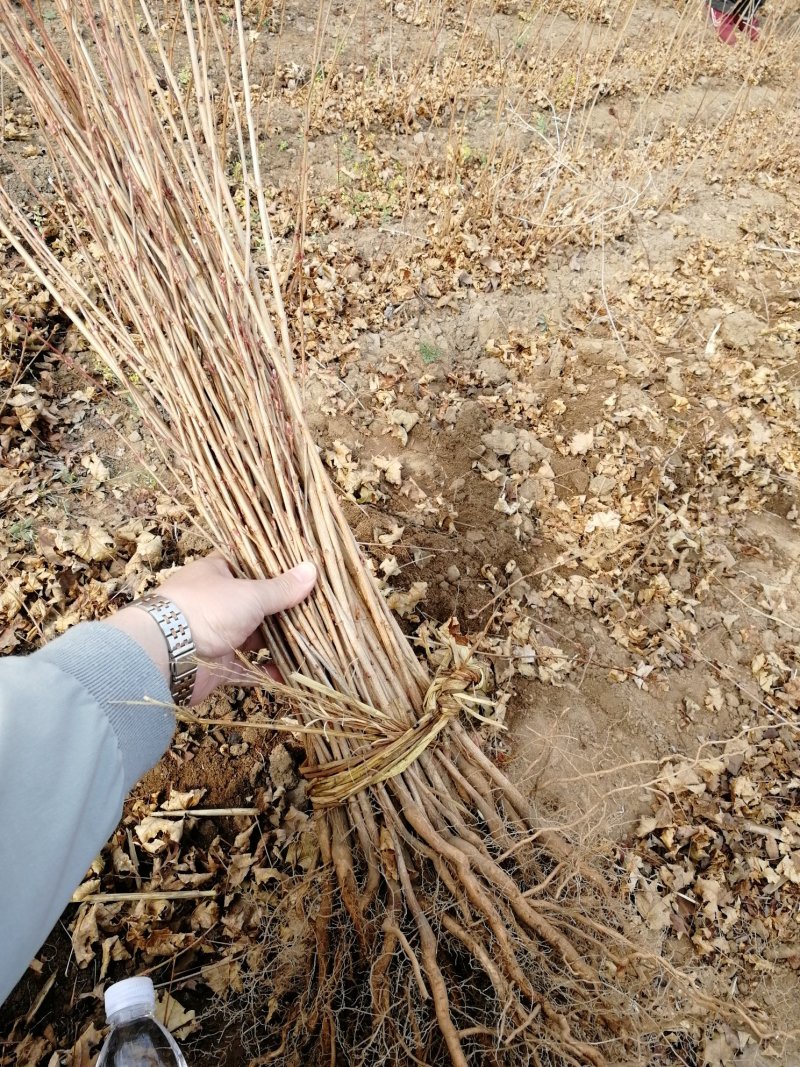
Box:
[290,561,317,585]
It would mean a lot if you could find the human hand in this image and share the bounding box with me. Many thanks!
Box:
[108,555,317,704]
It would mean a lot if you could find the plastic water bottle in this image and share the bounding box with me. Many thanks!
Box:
[96,976,188,1066]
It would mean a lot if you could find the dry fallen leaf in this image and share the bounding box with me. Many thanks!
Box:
[635,886,672,932]
[378,523,405,546]
[201,956,244,996]
[72,878,102,902]
[387,408,419,445]
[585,510,621,535]
[99,934,130,981]
[162,787,206,812]
[569,428,594,455]
[374,454,403,486]
[70,904,100,968]
[386,580,428,618]
[12,1032,53,1067]
[135,815,185,854]
[131,531,163,568]
[0,578,25,622]
[156,990,198,1040]
[380,555,401,578]
[81,452,110,483]
[72,525,114,563]
[286,829,320,872]
[701,1030,735,1067]
[64,1022,104,1067]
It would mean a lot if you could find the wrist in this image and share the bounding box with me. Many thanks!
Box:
[107,608,171,688]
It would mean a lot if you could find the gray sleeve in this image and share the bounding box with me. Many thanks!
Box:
[0,622,174,1006]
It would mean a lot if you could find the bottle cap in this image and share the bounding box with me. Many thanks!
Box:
[104,976,156,1019]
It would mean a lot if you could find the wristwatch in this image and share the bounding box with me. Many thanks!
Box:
[131,593,197,706]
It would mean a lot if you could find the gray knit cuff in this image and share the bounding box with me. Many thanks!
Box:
[35,622,175,792]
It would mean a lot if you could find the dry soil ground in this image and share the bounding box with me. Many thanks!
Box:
[1,0,800,1064]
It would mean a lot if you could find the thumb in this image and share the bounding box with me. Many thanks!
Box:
[248,561,317,617]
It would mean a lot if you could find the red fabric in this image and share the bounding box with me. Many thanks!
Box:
[738,13,761,38]
[709,7,740,42]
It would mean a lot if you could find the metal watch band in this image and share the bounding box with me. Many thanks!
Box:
[131,593,197,706]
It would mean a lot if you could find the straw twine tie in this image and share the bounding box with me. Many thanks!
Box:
[303,645,495,809]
